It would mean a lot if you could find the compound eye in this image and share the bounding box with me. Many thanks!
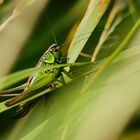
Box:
[53,51,62,61]
[43,52,55,63]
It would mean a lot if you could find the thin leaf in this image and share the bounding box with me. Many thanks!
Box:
[68,0,111,63]
[91,0,125,61]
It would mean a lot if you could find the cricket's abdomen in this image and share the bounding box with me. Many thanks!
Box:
[29,67,60,91]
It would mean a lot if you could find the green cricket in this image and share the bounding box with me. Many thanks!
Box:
[4,43,67,115]
[2,11,68,110]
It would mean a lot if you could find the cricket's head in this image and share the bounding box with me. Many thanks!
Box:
[42,44,63,64]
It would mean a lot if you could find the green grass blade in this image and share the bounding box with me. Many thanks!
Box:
[67,0,111,63]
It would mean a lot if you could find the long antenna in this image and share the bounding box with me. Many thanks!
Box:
[44,10,58,45]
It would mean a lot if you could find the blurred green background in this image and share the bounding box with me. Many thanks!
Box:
[0,0,140,140]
